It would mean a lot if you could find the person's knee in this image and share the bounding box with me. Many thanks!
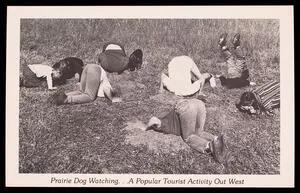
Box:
[192,99,206,112]
[160,73,169,87]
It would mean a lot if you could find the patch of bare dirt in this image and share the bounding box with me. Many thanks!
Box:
[123,118,191,154]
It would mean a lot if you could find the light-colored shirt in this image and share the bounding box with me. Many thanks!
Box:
[168,56,202,95]
[28,64,54,89]
[97,66,112,97]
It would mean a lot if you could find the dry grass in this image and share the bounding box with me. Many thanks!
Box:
[19,19,280,174]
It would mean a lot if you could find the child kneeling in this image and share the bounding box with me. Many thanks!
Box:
[49,64,121,105]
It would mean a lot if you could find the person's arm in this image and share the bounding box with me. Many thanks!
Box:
[190,62,202,80]
[47,69,57,90]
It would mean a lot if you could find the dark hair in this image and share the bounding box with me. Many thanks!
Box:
[219,76,226,86]
[128,49,143,71]
[236,91,260,114]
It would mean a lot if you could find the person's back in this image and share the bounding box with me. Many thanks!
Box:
[28,64,52,78]
[97,42,143,74]
[168,56,194,94]
[98,43,129,73]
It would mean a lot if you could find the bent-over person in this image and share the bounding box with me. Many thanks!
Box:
[159,55,216,97]
[144,98,228,163]
[236,80,280,115]
[217,33,255,88]
[96,42,143,74]
[49,64,122,105]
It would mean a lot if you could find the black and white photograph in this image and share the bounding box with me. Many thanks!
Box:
[6,6,294,187]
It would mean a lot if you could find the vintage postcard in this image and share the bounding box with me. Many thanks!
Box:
[6,6,294,187]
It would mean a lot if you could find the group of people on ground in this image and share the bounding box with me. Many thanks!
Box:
[20,33,280,164]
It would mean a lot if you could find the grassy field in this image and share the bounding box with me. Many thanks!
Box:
[19,19,280,174]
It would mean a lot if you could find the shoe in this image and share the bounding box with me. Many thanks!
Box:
[210,134,225,163]
[197,94,207,103]
[208,140,221,163]
[218,33,228,47]
[48,90,67,105]
[214,134,225,154]
[232,33,241,48]
[55,90,67,105]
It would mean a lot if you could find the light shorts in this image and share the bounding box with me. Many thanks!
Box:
[97,67,113,97]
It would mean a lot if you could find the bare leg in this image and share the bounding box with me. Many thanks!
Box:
[159,73,165,93]
[159,73,175,94]
[197,73,211,96]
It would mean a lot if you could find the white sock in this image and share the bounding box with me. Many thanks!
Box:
[209,76,216,87]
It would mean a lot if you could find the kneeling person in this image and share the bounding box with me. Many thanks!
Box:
[236,80,280,115]
[96,42,143,74]
[146,98,226,163]
[20,63,59,90]
[50,64,122,105]
[217,33,255,88]
[52,57,84,84]
[159,56,216,96]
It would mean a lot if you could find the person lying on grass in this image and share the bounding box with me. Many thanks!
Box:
[95,42,143,74]
[48,64,122,105]
[143,98,230,163]
[20,62,61,90]
[236,80,280,116]
[217,33,256,89]
[159,55,216,97]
